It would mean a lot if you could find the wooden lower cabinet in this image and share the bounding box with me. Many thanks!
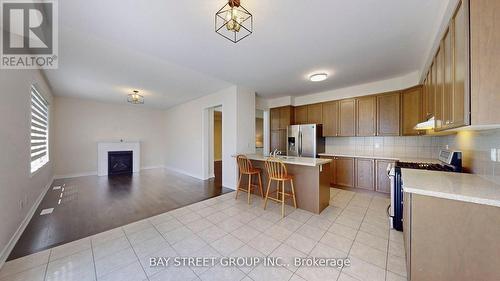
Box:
[322,156,393,193]
[404,193,500,280]
[335,157,355,188]
[375,159,393,193]
[355,158,374,190]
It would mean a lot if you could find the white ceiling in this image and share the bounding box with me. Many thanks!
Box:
[44,0,449,108]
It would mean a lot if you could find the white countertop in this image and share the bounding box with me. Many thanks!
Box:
[402,169,500,207]
[239,154,332,167]
[318,153,440,164]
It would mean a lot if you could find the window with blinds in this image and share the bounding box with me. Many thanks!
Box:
[30,86,49,173]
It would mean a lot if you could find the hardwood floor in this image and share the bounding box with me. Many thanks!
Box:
[8,167,231,260]
[214,160,222,186]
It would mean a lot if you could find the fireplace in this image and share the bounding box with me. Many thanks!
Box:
[108,151,133,176]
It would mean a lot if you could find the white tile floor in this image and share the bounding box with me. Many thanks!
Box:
[0,188,407,281]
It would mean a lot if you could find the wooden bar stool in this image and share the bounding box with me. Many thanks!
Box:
[235,155,264,204]
[263,157,297,218]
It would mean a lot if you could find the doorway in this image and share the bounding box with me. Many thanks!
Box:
[213,106,222,185]
[256,109,264,155]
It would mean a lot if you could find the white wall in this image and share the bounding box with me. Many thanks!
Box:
[164,86,255,189]
[0,69,54,264]
[236,87,256,155]
[52,96,165,177]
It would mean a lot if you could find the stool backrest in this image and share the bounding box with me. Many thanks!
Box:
[236,155,253,174]
[265,157,288,180]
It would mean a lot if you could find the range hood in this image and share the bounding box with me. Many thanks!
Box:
[414,116,435,130]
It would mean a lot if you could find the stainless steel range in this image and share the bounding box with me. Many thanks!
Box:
[387,149,463,231]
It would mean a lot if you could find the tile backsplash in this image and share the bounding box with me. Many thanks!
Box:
[325,136,446,159]
[441,129,500,183]
[325,128,500,184]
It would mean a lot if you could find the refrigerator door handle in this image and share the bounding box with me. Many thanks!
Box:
[299,131,303,156]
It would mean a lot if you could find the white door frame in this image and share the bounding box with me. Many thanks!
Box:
[202,105,222,180]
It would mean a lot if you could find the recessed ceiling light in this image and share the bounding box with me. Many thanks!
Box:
[309,73,328,82]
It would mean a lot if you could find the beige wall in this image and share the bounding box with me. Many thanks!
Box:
[0,69,54,264]
[52,96,166,177]
[164,86,255,188]
[442,129,500,183]
[214,112,222,161]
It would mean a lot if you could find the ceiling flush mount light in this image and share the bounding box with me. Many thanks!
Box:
[309,73,328,82]
[127,90,144,104]
[215,0,253,43]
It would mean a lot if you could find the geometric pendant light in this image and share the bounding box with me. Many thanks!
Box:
[215,0,253,43]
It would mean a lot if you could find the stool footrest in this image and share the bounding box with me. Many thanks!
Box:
[237,184,260,192]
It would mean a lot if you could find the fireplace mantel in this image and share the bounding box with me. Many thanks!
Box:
[97,142,140,176]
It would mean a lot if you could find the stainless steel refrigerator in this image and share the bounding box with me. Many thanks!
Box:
[286,124,325,157]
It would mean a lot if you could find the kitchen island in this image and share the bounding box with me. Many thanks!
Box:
[238,154,332,214]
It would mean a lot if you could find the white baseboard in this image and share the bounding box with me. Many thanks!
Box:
[140,165,163,170]
[54,171,97,179]
[163,166,204,180]
[0,176,54,268]
[55,166,165,179]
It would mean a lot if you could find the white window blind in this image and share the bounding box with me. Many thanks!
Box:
[30,86,49,173]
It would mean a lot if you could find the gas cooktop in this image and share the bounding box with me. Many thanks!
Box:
[396,161,455,172]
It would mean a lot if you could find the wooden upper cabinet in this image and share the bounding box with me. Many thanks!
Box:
[423,69,434,120]
[435,45,445,130]
[356,96,376,136]
[271,106,294,130]
[339,99,356,136]
[377,92,400,136]
[279,106,294,129]
[335,157,355,188]
[470,0,500,125]
[270,129,286,152]
[322,101,339,137]
[355,158,374,190]
[270,108,280,131]
[375,159,393,193]
[270,130,281,151]
[452,0,467,128]
[443,28,454,128]
[431,61,437,120]
[401,86,423,136]
[294,105,308,124]
[307,103,323,124]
